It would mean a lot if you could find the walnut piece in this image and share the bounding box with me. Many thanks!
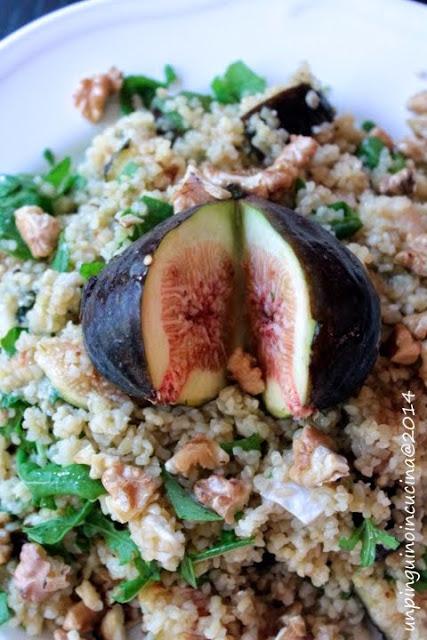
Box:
[203,135,318,199]
[378,168,415,196]
[227,347,265,395]
[402,313,427,341]
[63,601,100,633]
[75,579,104,612]
[74,67,123,123]
[172,164,231,213]
[396,234,427,277]
[14,205,60,258]
[407,90,427,115]
[275,614,307,640]
[389,323,421,365]
[289,425,349,488]
[14,543,70,603]
[398,136,427,162]
[100,605,126,640]
[194,474,250,524]
[165,434,229,477]
[102,462,161,523]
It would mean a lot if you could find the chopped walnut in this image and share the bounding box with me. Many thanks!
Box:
[102,463,161,523]
[395,234,427,277]
[203,135,318,199]
[378,168,415,196]
[165,434,229,477]
[14,543,70,603]
[64,601,101,633]
[398,136,427,162]
[227,347,265,395]
[194,474,250,524]
[172,164,231,213]
[388,323,421,365]
[100,605,126,640]
[289,425,349,488]
[74,67,123,123]
[75,579,103,612]
[14,205,60,258]
[0,513,12,565]
[275,615,308,640]
[402,312,427,341]
[369,126,394,149]
[407,90,427,115]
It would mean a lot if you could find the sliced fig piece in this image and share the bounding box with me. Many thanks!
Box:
[242,82,335,135]
[241,198,380,417]
[81,201,239,406]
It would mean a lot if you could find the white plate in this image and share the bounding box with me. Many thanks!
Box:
[0,0,426,636]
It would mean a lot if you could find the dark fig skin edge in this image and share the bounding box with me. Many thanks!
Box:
[81,205,203,403]
[242,83,335,135]
[244,196,381,409]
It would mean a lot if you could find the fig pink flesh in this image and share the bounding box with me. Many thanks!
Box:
[157,241,235,403]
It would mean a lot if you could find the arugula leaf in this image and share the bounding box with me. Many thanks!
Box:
[16,449,105,501]
[51,233,70,272]
[43,148,56,167]
[389,151,406,174]
[164,64,178,85]
[0,393,24,408]
[113,558,160,603]
[162,469,222,522]
[118,161,139,180]
[339,518,399,567]
[83,508,139,565]
[0,400,29,442]
[0,327,27,357]
[24,502,93,545]
[190,530,255,562]
[294,177,306,192]
[79,260,105,280]
[220,433,263,454]
[357,136,385,170]
[361,120,375,133]
[120,64,177,114]
[44,157,76,196]
[179,554,197,588]
[0,591,11,626]
[130,196,173,240]
[211,61,266,104]
[151,96,187,135]
[326,201,362,240]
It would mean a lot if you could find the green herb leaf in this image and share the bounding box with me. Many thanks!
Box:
[162,469,223,522]
[16,449,105,501]
[0,327,27,357]
[0,591,11,626]
[118,161,139,180]
[220,433,264,454]
[164,64,178,86]
[389,151,406,174]
[414,571,427,592]
[113,558,160,603]
[179,555,198,588]
[51,233,70,272]
[83,508,139,565]
[120,64,177,114]
[43,148,56,167]
[326,201,363,240]
[151,97,187,135]
[130,196,173,240]
[295,177,306,192]
[211,61,266,104]
[79,260,105,280]
[44,157,76,195]
[190,530,254,562]
[357,136,385,170]
[0,400,29,442]
[0,393,23,408]
[339,518,399,567]
[361,120,375,133]
[24,502,93,545]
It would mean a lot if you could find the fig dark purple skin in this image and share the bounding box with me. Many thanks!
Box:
[243,197,381,411]
[242,82,335,135]
[81,206,197,404]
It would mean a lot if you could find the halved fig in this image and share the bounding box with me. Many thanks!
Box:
[242,82,335,135]
[81,202,239,406]
[81,197,380,415]
[241,198,380,416]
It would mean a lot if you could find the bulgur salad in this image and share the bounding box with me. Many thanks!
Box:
[0,61,426,640]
